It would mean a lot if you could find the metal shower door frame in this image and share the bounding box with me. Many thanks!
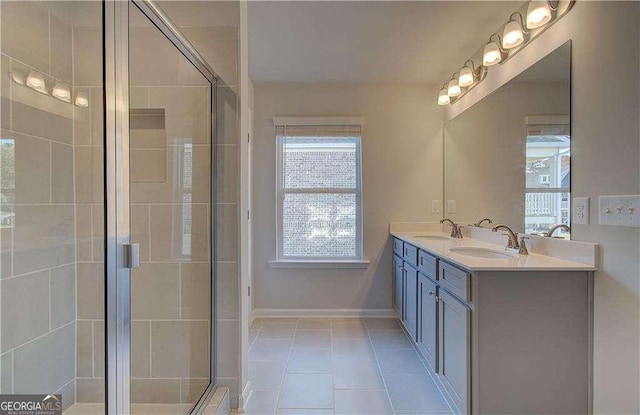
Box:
[104,1,219,413]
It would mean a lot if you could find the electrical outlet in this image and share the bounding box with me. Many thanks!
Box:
[431,200,440,214]
[599,195,640,227]
[572,197,589,225]
[447,200,457,214]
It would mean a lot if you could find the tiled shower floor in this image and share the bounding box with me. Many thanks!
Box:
[241,318,452,415]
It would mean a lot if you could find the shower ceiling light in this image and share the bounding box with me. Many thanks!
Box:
[26,70,48,94]
[75,91,89,108]
[52,82,71,103]
[447,76,461,97]
[503,13,526,49]
[438,85,450,106]
[526,0,552,29]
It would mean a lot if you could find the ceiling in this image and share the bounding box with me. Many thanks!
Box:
[248,1,521,84]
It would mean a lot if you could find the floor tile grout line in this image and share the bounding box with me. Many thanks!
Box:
[272,318,298,414]
[366,323,398,414]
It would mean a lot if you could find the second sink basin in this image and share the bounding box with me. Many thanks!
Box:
[449,246,517,259]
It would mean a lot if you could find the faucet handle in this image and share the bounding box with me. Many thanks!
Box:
[500,232,517,249]
[518,235,530,255]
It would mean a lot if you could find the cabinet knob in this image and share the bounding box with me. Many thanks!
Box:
[428,290,434,296]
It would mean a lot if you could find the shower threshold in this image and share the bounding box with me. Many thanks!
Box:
[64,403,194,415]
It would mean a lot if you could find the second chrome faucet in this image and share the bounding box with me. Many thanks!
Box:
[440,218,463,238]
[491,224,529,255]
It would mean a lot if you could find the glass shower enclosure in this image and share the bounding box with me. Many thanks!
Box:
[0,1,217,413]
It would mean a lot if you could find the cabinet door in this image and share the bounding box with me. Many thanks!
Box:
[403,263,418,340]
[418,274,438,372]
[393,255,404,319]
[439,289,471,415]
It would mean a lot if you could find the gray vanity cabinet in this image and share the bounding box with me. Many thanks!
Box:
[393,254,404,319]
[417,274,438,372]
[403,262,419,340]
[438,288,471,415]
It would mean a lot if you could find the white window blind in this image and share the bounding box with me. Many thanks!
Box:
[276,124,363,260]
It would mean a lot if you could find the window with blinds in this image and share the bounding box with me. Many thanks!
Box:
[276,123,363,260]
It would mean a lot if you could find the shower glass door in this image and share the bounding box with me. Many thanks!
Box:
[127,2,213,413]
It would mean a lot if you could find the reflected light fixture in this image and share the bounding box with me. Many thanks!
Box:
[447,75,461,97]
[11,69,25,85]
[52,82,71,103]
[526,0,553,29]
[483,34,505,67]
[26,70,48,94]
[503,13,527,49]
[438,83,450,106]
[75,91,89,108]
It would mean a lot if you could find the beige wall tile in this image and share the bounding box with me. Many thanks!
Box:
[216,320,239,378]
[75,204,93,262]
[13,205,75,275]
[92,204,104,262]
[90,87,103,145]
[131,149,166,182]
[131,378,181,404]
[75,146,103,204]
[51,143,74,204]
[13,323,75,394]
[73,28,102,87]
[151,320,209,378]
[130,27,180,86]
[131,205,150,263]
[3,130,50,204]
[131,263,180,319]
[76,320,93,378]
[216,204,238,261]
[0,1,49,73]
[12,101,73,145]
[0,227,12,278]
[178,57,210,86]
[77,263,104,320]
[1,352,12,393]
[130,129,165,149]
[180,262,211,319]
[1,56,10,130]
[1,271,49,352]
[215,261,237,319]
[216,86,238,145]
[131,321,150,378]
[73,93,91,145]
[50,14,72,84]
[93,320,104,378]
[130,87,149,109]
[50,264,75,329]
[148,86,211,145]
[76,378,104,403]
[149,204,209,262]
[216,144,238,204]
[181,378,209,404]
[181,27,238,86]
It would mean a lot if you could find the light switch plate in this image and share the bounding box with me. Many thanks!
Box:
[598,195,640,227]
[447,200,457,214]
[572,197,590,225]
[431,200,440,214]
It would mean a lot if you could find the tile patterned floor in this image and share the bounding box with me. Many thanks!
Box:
[241,318,452,415]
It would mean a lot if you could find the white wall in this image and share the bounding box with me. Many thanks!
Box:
[252,83,442,312]
[445,2,640,413]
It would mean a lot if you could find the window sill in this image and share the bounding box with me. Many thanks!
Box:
[268,260,370,269]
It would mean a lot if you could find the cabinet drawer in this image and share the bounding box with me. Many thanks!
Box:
[403,243,418,267]
[393,238,404,256]
[439,261,471,302]
[418,250,438,281]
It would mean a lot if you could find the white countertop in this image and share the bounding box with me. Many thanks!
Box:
[392,231,598,271]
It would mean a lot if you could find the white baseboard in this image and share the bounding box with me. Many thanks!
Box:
[251,308,395,321]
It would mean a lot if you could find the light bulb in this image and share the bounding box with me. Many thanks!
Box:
[502,19,525,49]
[458,66,475,87]
[447,78,461,97]
[75,91,89,108]
[52,82,71,103]
[526,1,552,29]
[483,41,503,66]
[438,88,450,106]
[26,70,47,94]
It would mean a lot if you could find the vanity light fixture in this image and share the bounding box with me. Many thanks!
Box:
[483,34,506,67]
[503,13,527,49]
[438,83,450,106]
[75,91,89,108]
[26,70,48,94]
[458,60,483,88]
[447,75,461,97]
[11,69,25,85]
[526,0,553,29]
[52,82,71,103]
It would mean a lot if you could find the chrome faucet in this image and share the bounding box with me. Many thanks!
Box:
[492,224,519,250]
[473,218,493,227]
[545,224,571,237]
[440,218,463,238]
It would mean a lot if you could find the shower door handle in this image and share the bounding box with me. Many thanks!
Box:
[123,243,140,269]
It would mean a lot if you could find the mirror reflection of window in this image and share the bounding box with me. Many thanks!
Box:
[525,117,570,238]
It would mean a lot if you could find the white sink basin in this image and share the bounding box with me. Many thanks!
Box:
[449,246,517,259]
[413,235,450,241]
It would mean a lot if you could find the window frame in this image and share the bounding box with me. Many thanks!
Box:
[275,123,364,263]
